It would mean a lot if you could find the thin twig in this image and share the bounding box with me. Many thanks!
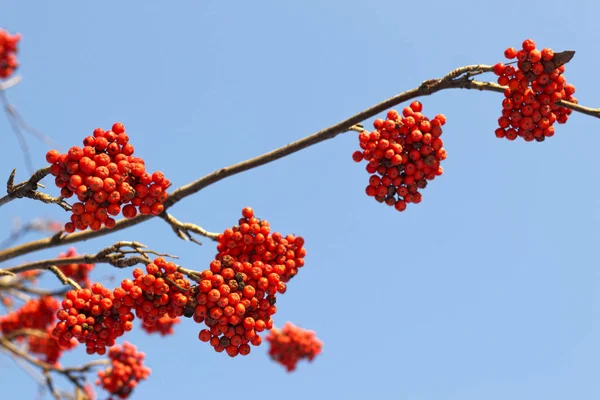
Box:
[159,212,219,244]
[0,335,108,397]
[0,217,62,248]
[1,241,176,278]
[0,75,22,91]
[0,61,597,263]
[48,266,81,290]
[0,166,71,211]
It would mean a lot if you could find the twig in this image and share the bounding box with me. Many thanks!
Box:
[43,370,61,400]
[177,266,202,282]
[0,283,70,297]
[0,166,71,211]
[0,60,597,263]
[0,335,108,396]
[0,217,62,248]
[159,212,219,244]
[0,75,22,91]
[48,266,81,290]
[1,241,176,278]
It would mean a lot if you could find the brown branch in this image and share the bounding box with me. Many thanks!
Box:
[0,166,71,211]
[48,266,81,290]
[0,335,108,396]
[1,241,173,279]
[177,266,202,282]
[159,212,219,244]
[0,61,597,263]
[0,283,70,297]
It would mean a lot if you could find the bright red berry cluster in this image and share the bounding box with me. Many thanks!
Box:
[266,322,323,372]
[58,247,95,288]
[353,101,446,211]
[96,342,150,400]
[0,296,77,364]
[140,315,181,336]
[45,123,171,232]
[0,296,59,334]
[52,283,134,355]
[116,258,192,330]
[0,28,20,79]
[28,326,77,365]
[493,39,577,141]
[196,207,306,357]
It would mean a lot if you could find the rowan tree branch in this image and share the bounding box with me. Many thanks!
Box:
[159,212,219,244]
[0,166,71,211]
[0,60,596,264]
[0,241,175,279]
[0,335,107,397]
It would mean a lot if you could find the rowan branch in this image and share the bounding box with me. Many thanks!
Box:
[0,335,107,395]
[0,59,596,263]
[0,75,22,91]
[159,212,219,244]
[0,166,71,211]
[1,241,176,279]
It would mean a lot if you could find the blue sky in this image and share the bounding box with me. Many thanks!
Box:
[2,1,600,399]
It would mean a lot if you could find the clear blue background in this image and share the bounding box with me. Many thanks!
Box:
[1,1,600,399]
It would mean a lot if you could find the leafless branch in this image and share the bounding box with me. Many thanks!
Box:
[0,335,108,397]
[0,241,176,282]
[159,212,219,244]
[0,166,71,210]
[0,59,596,264]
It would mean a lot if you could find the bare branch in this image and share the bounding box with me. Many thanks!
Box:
[177,266,202,282]
[0,217,62,248]
[0,60,597,263]
[159,212,219,244]
[48,266,81,290]
[0,335,108,396]
[0,75,22,91]
[0,166,71,211]
[1,241,176,280]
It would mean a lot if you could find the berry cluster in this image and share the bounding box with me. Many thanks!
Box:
[96,342,150,400]
[114,257,194,331]
[52,283,134,355]
[27,327,77,365]
[45,123,171,232]
[196,207,306,357]
[58,247,95,288]
[266,322,323,372]
[140,315,181,336]
[116,258,192,331]
[0,296,77,364]
[0,296,59,334]
[493,39,577,141]
[353,101,446,211]
[0,28,20,79]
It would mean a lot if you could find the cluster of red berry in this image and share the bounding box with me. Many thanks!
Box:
[266,322,323,372]
[353,101,446,211]
[196,207,306,357]
[0,296,59,334]
[52,283,135,355]
[46,123,171,232]
[493,39,577,141]
[0,28,20,79]
[28,327,77,365]
[140,315,181,336]
[117,258,192,330]
[0,296,77,364]
[96,342,150,400]
[58,247,95,288]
